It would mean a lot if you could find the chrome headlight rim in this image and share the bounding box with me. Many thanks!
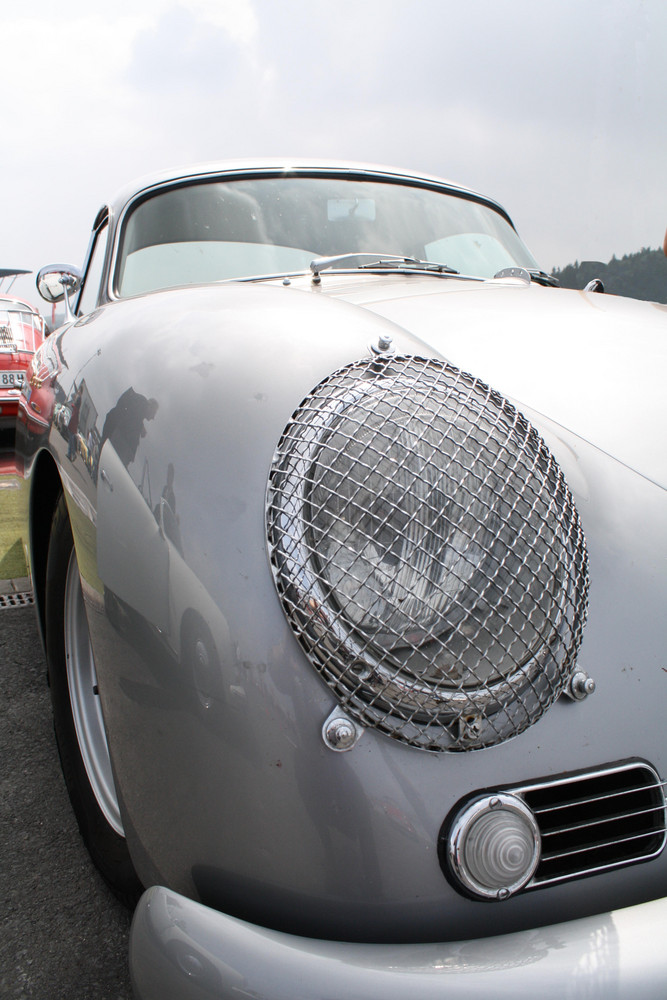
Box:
[447,792,542,900]
[267,355,588,752]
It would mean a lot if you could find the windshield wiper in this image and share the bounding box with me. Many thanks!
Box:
[527,268,560,287]
[310,252,459,282]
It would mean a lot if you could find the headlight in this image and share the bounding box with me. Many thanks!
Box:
[267,355,588,751]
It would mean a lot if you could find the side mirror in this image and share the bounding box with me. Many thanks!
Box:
[37,264,83,322]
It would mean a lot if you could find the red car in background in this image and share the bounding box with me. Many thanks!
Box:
[0,292,48,443]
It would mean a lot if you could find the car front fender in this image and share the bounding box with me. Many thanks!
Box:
[129,886,667,1000]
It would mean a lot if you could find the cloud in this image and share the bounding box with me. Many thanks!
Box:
[125,1,259,94]
[3,0,666,309]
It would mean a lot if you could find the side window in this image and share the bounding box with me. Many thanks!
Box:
[77,224,110,315]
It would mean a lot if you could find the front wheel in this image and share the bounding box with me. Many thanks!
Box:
[45,491,142,904]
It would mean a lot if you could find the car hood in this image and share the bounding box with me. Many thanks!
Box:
[300,274,667,490]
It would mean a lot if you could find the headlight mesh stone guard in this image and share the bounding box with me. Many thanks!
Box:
[267,356,588,751]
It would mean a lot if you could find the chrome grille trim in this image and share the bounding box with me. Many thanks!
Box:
[540,825,666,864]
[538,801,667,839]
[441,761,666,899]
[516,761,667,889]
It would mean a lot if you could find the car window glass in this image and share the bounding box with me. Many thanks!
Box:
[0,299,32,312]
[0,305,43,352]
[120,242,316,296]
[78,223,109,315]
[116,177,539,296]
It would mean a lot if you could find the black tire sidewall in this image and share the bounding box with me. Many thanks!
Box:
[45,491,142,904]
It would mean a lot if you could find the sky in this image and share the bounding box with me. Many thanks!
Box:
[3,0,666,307]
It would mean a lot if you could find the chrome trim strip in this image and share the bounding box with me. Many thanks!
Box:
[518,760,667,890]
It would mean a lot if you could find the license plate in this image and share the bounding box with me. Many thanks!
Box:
[0,370,25,388]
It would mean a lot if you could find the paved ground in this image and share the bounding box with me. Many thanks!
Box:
[0,600,134,1000]
[0,576,32,606]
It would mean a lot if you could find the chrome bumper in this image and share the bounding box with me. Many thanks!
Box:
[130,887,667,999]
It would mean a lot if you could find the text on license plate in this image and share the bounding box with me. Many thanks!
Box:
[0,370,25,388]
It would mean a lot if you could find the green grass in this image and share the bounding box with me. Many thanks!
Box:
[0,476,29,579]
[0,470,101,589]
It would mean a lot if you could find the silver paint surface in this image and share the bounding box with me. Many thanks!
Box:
[15,162,666,995]
[129,888,667,1000]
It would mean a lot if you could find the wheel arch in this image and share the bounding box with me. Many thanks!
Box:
[28,449,63,641]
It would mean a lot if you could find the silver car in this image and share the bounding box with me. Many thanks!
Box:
[16,161,667,998]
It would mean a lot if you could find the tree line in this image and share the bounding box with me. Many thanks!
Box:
[552,247,667,304]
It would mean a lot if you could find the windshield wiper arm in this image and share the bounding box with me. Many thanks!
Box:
[526,268,560,287]
[310,252,458,282]
[359,257,460,274]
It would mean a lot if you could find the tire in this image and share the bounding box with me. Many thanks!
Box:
[45,491,142,905]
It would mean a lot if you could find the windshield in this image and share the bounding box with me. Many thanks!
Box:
[0,298,35,313]
[0,303,44,353]
[116,175,539,297]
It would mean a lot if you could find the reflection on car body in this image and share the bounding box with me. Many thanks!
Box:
[0,291,47,446]
[12,160,667,999]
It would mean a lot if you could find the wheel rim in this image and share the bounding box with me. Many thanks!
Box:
[64,551,124,836]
